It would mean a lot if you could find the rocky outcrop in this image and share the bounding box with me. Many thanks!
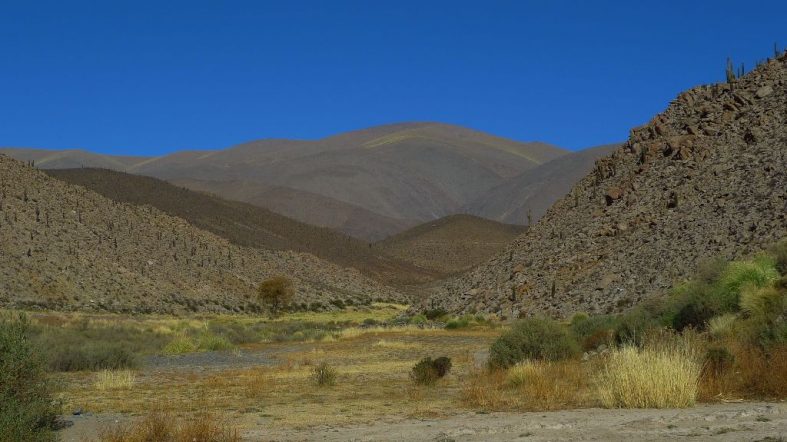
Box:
[0,156,404,313]
[429,54,787,317]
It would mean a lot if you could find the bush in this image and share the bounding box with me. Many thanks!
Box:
[257,276,295,315]
[0,314,60,441]
[489,318,579,369]
[773,239,787,275]
[445,318,469,329]
[163,336,198,355]
[312,362,337,386]
[49,342,138,372]
[408,314,427,325]
[423,308,447,321]
[98,410,240,442]
[596,342,702,408]
[411,356,452,385]
[571,314,619,350]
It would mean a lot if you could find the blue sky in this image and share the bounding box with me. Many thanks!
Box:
[1,1,784,155]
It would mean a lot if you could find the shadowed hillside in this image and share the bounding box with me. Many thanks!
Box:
[46,168,437,287]
[0,155,404,313]
[463,144,620,224]
[430,54,787,317]
[375,214,526,275]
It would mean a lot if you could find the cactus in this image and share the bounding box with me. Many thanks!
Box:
[725,57,736,83]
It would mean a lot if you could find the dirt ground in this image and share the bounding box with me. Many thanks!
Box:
[60,402,785,441]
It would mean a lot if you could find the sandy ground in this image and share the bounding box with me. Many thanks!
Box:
[60,401,785,441]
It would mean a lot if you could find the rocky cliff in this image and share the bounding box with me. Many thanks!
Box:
[430,54,787,317]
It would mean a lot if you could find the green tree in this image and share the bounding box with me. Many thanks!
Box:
[0,314,60,441]
[257,276,295,315]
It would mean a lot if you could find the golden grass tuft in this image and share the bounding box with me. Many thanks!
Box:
[98,410,240,442]
[94,370,136,391]
[596,337,702,408]
[461,360,589,411]
[373,339,418,349]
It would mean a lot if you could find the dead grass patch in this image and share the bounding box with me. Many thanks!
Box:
[460,360,590,411]
[94,370,136,391]
[97,410,240,442]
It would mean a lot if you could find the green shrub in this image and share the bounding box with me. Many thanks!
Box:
[312,362,337,386]
[408,314,427,325]
[445,318,469,329]
[769,239,787,275]
[720,257,779,296]
[163,336,198,355]
[423,308,447,321]
[570,312,589,326]
[0,314,60,441]
[48,342,138,371]
[489,318,579,368]
[705,347,735,375]
[410,356,452,385]
[571,314,619,342]
[197,333,234,352]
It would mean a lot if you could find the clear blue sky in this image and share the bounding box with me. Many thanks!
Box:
[1,1,784,155]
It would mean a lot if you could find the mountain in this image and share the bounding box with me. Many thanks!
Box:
[166,177,419,241]
[3,123,567,240]
[0,155,404,314]
[429,53,787,318]
[375,215,525,276]
[45,168,437,287]
[462,144,620,225]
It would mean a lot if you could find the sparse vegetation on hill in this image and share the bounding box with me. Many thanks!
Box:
[45,168,437,287]
[375,214,525,276]
[0,155,404,313]
[435,53,787,317]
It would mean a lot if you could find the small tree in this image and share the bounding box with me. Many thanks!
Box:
[0,314,60,441]
[257,276,294,315]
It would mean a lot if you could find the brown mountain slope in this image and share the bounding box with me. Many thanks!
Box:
[430,54,787,318]
[0,155,404,314]
[167,178,419,241]
[0,147,147,170]
[3,123,567,240]
[375,215,525,276]
[45,168,437,286]
[462,144,620,225]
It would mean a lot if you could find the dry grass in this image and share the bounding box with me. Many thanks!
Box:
[372,339,419,349]
[460,360,591,411]
[699,343,787,401]
[94,370,136,391]
[59,327,499,428]
[596,336,703,408]
[97,410,240,442]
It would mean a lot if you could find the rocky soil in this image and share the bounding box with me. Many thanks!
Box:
[0,155,404,313]
[432,54,787,317]
[60,402,786,441]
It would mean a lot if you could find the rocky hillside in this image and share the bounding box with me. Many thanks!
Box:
[46,168,438,287]
[430,54,787,317]
[375,215,525,276]
[0,156,404,313]
[3,123,566,240]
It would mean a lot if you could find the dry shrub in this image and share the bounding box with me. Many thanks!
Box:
[699,343,787,400]
[461,360,588,411]
[98,410,240,442]
[94,369,136,391]
[596,334,702,408]
[460,369,507,410]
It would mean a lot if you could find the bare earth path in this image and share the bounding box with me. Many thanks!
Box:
[62,402,785,441]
